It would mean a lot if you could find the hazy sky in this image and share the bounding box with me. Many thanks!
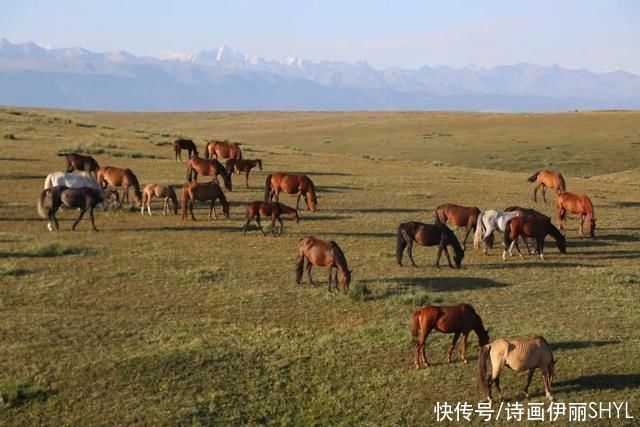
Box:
[1,0,639,72]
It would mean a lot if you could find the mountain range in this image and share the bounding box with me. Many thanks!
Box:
[1,38,639,111]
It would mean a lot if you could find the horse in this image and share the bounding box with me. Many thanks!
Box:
[173,138,198,161]
[396,222,464,268]
[295,236,351,292]
[555,192,596,237]
[435,203,481,250]
[503,206,551,254]
[96,166,142,206]
[57,152,100,177]
[186,157,232,191]
[242,201,299,236]
[37,186,104,231]
[43,171,121,210]
[264,173,317,212]
[181,181,229,221]
[503,216,566,260]
[226,158,263,188]
[412,304,489,369]
[527,170,566,203]
[473,209,522,254]
[140,184,179,216]
[204,140,242,160]
[478,336,556,402]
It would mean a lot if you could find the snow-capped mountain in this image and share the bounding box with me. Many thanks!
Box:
[1,38,639,111]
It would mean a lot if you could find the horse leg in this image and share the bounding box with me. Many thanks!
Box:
[578,214,585,237]
[189,200,196,221]
[72,208,87,231]
[406,238,417,267]
[542,185,548,203]
[461,226,473,250]
[296,192,302,210]
[256,216,266,236]
[460,333,469,363]
[435,246,443,268]
[539,238,545,260]
[245,171,250,188]
[306,262,315,286]
[522,368,535,398]
[541,368,554,401]
[140,195,145,215]
[327,266,333,292]
[277,217,284,236]
[447,332,460,363]
[270,214,277,236]
[89,207,98,231]
[242,216,252,235]
[533,183,541,202]
[443,246,454,268]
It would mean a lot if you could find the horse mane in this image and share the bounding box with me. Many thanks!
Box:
[329,241,349,273]
[306,176,317,202]
[263,174,273,202]
[557,173,566,192]
[527,171,540,183]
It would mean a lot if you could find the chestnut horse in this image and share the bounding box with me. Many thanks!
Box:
[174,138,198,161]
[226,158,263,188]
[504,206,550,254]
[528,170,566,203]
[435,203,481,250]
[181,182,229,221]
[479,336,555,402]
[397,222,465,268]
[186,157,232,191]
[57,153,100,177]
[503,217,566,260]
[264,173,317,212]
[242,201,299,236]
[295,236,351,292]
[141,184,178,216]
[412,304,489,369]
[204,140,242,160]
[97,166,142,206]
[555,192,596,237]
[37,186,105,231]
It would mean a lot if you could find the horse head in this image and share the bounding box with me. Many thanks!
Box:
[257,159,263,170]
[556,232,567,253]
[339,269,352,291]
[478,328,490,347]
[453,249,464,268]
[222,171,232,192]
[306,193,317,212]
[290,208,300,223]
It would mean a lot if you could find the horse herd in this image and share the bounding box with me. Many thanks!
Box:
[38,138,600,402]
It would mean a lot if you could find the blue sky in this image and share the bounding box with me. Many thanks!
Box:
[1,0,639,72]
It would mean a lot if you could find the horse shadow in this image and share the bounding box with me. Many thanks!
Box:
[554,374,640,392]
[361,276,508,292]
[298,215,351,222]
[474,262,601,269]
[312,231,395,238]
[612,201,640,208]
[317,185,362,193]
[551,340,621,351]
[575,249,640,260]
[0,174,43,180]
[590,233,640,243]
[332,207,425,214]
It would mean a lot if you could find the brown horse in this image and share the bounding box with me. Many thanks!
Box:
[96,166,142,206]
[37,186,104,231]
[397,222,464,268]
[412,304,490,369]
[242,201,299,236]
[504,206,550,254]
[555,192,596,237]
[295,236,351,292]
[181,181,229,221]
[186,157,232,191]
[435,203,481,250]
[204,140,242,160]
[527,170,566,203]
[57,153,100,177]
[174,138,198,161]
[479,336,556,402]
[141,184,179,215]
[264,173,317,212]
[504,216,566,260]
[226,158,263,188]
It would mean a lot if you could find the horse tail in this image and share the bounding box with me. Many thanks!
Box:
[203,142,210,159]
[557,173,566,193]
[434,206,445,226]
[411,310,420,339]
[478,344,491,397]
[181,185,189,220]
[264,174,273,202]
[396,224,407,264]
[527,171,540,183]
[37,189,50,218]
[186,160,193,182]
[127,170,142,202]
[237,144,243,160]
[169,187,179,212]
[503,219,513,249]
[295,243,305,284]
[473,211,484,249]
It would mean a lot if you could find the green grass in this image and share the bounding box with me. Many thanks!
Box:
[0,107,639,425]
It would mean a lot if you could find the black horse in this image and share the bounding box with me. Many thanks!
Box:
[396,221,465,268]
[37,186,108,231]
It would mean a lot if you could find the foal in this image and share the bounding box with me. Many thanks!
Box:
[141,184,179,215]
[242,201,299,236]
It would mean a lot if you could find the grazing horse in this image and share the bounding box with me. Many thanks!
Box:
[555,192,596,237]
[173,138,198,161]
[204,140,242,160]
[97,166,142,206]
[37,186,104,231]
[473,209,522,254]
[295,236,351,292]
[242,201,299,236]
[141,184,179,216]
[264,173,317,212]
[57,153,100,177]
[226,158,263,188]
[186,157,232,191]
[435,203,481,250]
[503,217,566,260]
[397,222,464,268]
[528,170,566,203]
[478,336,556,402]
[412,304,489,369]
[181,182,229,221]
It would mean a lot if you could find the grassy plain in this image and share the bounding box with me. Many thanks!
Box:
[1,108,639,425]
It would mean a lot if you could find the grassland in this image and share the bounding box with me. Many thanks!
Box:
[0,107,639,425]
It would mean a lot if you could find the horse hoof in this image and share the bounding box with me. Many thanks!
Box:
[463,359,468,365]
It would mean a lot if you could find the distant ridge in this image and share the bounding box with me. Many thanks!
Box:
[1,39,639,111]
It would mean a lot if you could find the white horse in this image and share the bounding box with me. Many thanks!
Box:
[473,209,523,254]
[43,172,120,210]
